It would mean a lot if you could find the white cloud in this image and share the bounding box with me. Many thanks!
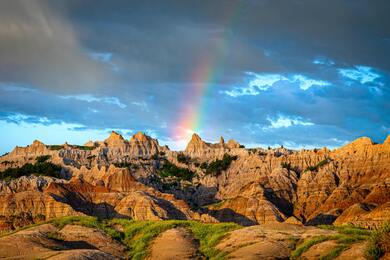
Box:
[131,101,149,111]
[312,57,335,66]
[338,66,380,84]
[291,75,331,90]
[223,72,330,97]
[60,94,126,109]
[223,72,287,97]
[265,115,314,129]
[5,113,50,124]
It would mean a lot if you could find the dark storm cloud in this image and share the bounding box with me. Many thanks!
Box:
[0,0,389,150]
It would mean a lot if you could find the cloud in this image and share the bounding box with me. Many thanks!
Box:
[265,115,314,129]
[4,113,51,125]
[313,57,335,66]
[89,52,113,63]
[131,101,149,111]
[0,0,109,92]
[60,94,127,109]
[0,83,37,93]
[291,75,331,90]
[0,1,389,153]
[88,52,119,72]
[224,73,287,97]
[338,66,381,84]
[223,72,330,97]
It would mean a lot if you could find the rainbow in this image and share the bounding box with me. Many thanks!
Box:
[171,2,242,141]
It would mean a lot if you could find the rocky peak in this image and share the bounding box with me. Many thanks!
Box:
[219,137,225,145]
[351,136,373,146]
[107,131,124,141]
[130,132,149,142]
[337,136,373,153]
[384,135,390,144]
[104,131,126,146]
[129,132,160,156]
[226,139,240,149]
[83,140,96,147]
[185,133,208,152]
[31,140,45,147]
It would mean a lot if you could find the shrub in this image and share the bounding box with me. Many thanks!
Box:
[158,161,194,181]
[113,162,133,169]
[304,158,332,172]
[281,162,292,171]
[200,162,208,169]
[177,153,191,164]
[73,145,95,151]
[48,145,64,150]
[205,154,237,176]
[36,155,51,163]
[0,161,62,181]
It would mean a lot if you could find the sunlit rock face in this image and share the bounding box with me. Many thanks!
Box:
[0,132,389,228]
[184,133,247,160]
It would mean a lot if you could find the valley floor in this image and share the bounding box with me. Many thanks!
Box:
[0,216,388,260]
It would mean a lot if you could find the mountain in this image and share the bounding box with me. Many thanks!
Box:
[0,132,389,231]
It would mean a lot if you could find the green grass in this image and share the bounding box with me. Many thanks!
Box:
[49,216,240,260]
[291,235,331,259]
[320,244,348,260]
[365,222,390,260]
[304,158,332,172]
[318,224,370,236]
[46,231,63,241]
[291,225,372,259]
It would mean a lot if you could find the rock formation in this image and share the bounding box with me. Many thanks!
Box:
[0,132,389,229]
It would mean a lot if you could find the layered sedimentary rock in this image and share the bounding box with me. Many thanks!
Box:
[184,133,246,159]
[0,132,389,228]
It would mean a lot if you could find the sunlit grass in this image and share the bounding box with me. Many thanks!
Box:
[49,216,240,260]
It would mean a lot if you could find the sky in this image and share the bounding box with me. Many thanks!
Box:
[0,0,390,154]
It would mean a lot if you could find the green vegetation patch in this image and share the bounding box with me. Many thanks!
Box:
[304,158,332,172]
[281,162,292,171]
[177,153,191,164]
[204,154,238,176]
[158,161,194,181]
[73,145,95,151]
[36,155,51,163]
[291,235,331,259]
[50,216,240,260]
[292,225,372,259]
[46,231,64,241]
[48,145,64,151]
[365,222,390,260]
[320,244,348,260]
[0,161,62,181]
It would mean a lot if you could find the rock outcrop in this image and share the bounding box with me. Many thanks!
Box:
[184,133,246,159]
[0,132,389,228]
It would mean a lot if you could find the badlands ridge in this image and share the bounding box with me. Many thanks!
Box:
[0,132,389,259]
